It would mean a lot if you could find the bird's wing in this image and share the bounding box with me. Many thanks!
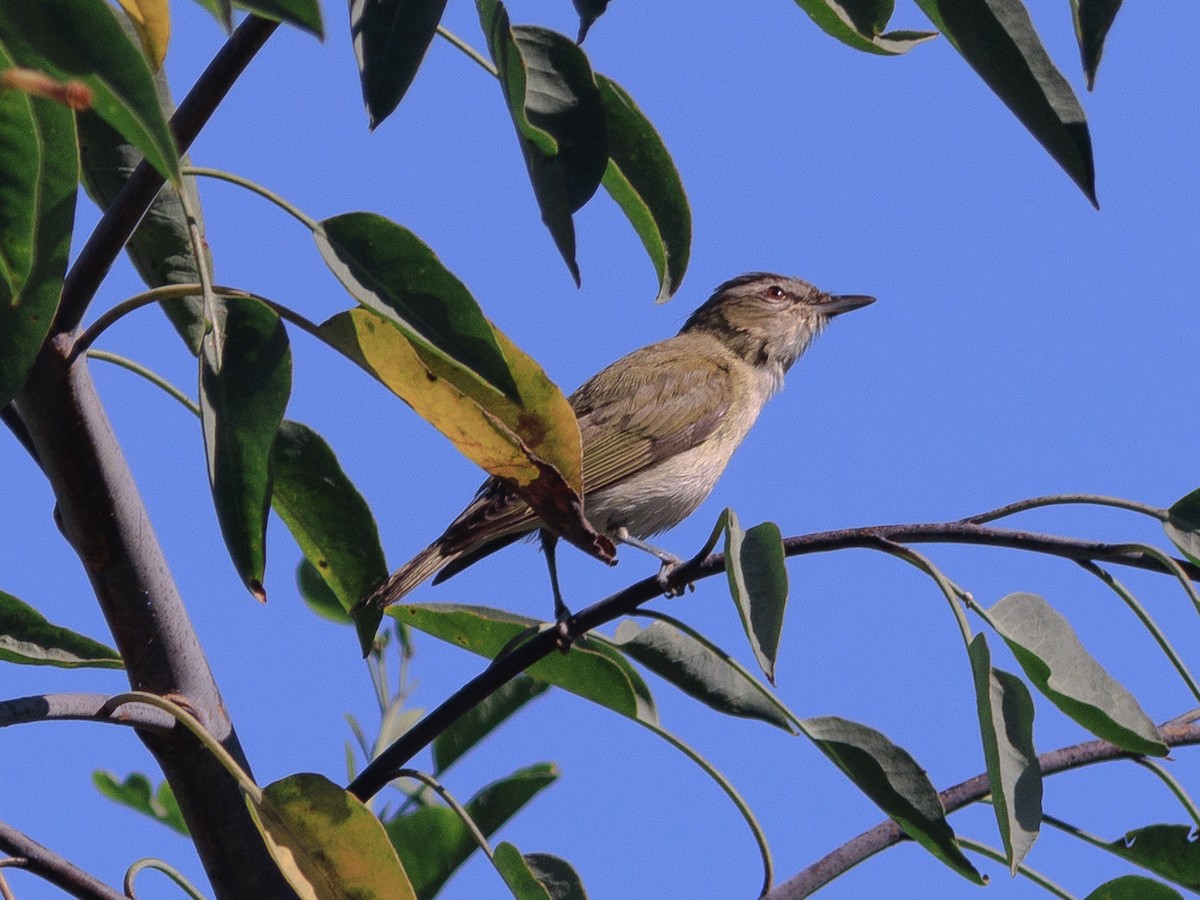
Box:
[571,340,733,493]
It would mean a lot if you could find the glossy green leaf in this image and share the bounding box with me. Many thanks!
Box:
[1085,875,1183,900]
[92,771,188,835]
[389,603,657,723]
[0,42,38,302]
[790,0,937,55]
[1071,0,1123,91]
[350,0,446,128]
[0,0,179,181]
[270,419,386,651]
[1164,488,1200,567]
[234,0,323,37]
[0,42,78,407]
[478,1,608,285]
[433,675,550,774]
[1100,825,1200,890]
[249,773,416,900]
[914,0,1096,207]
[320,308,608,564]
[188,0,233,31]
[0,590,122,668]
[76,64,209,353]
[314,212,519,401]
[610,619,794,732]
[968,633,1040,874]
[199,297,292,600]
[572,0,609,42]
[720,510,788,684]
[386,764,558,899]
[296,558,351,623]
[988,592,1167,756]
[800,715,983,884]
[494,844,585,900]
[596,74,690,303]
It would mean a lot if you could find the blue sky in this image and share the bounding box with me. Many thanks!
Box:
[3,2,1199,898]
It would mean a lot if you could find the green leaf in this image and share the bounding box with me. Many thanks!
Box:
[386,764,558,899]
[314,212,519,401]
[0,41,78,407]
[1164,488,1200,566]
[1085,875,1184,900]
[233,0,323,38]
[1100,825,1200,891]
[76,63,209,354]
[572,0,609,43]
[988,592,1167,756]
[800,715,983,884]
[296,558,351,623]
[433,675,550,774]
[478,1,608,285]
[0,43,39,302]
[270,419,386,652]
[248,773,416,900]
[968,633,1040,874]
[92,771,188,835]
[0,0,179,182]
[1070,0,1123,91]
[189,0,233,31]
[790,0,938,55]
[199,297,292,600]
[350,0,446,128]
[494,844,586,900]
[720,510,788,684]
[0,590,122,668]
[595,74,690,303]
[610,619,794,732]
[914,0,1096,207]
[389,603,657,723]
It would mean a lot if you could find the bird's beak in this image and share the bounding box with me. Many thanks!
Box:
[819,294,876,317]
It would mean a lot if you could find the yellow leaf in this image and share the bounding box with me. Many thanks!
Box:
[117,0,170,70]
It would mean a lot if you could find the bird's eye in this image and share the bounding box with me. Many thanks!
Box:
[766,285,787,301]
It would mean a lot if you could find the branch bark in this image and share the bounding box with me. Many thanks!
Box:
[0,693,175,732]
[0,820,125,900]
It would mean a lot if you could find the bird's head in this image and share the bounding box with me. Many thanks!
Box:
[680,272,874,377]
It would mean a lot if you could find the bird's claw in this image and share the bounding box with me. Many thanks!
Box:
[655,557,690,598]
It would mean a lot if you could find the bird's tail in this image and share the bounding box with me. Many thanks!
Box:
[363,540,462,610]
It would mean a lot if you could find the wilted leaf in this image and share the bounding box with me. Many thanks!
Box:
[116,0,170,69]
[92,771,188,835]
[249,773,416,900]
[385,764,558,899]
[720,510,788,684]
[433,675,550,773]
[389,603,656,723]
[478,1,608,284]
[350,0,446,128]
[596,74,690,302]
[914,0,1096,206]
[0,590,122,668]
[801,715,983,883]
[611,619,794,731]
[969,633,1040,873]
[988,593,1167,756]
[1070,0,1123,90]
[200,297,292,599]
[0,0,179,181]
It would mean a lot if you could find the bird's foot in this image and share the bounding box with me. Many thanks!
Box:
[655,555,693,598]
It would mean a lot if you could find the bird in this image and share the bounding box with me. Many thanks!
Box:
[364,272,874,618]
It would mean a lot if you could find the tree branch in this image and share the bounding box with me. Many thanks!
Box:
[0,693,175,732]
[0,820,125,900]
[349,520,1199,800]
[54,15,278,334]
[766,717,1200,899]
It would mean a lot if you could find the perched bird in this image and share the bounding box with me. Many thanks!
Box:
[365,273,873,617]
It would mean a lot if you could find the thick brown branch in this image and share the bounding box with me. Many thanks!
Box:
[0,820,125,900]
[349,520,1198,801]
[0,693,174,732]
[766,717,1200,899]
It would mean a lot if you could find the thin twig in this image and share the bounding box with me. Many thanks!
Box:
[0,820,125,900]
[963,494,1167,525]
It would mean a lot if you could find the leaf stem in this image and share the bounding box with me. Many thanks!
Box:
[956,837,1076,899]
[395,770,495,860]
[86,350,200,417]
[964,494,1168,525]
[124,858,207,900]
[1131,757,1200,827]
[183,166,320,231]
[437,26,498,77]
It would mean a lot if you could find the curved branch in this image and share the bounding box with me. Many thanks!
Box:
[349,519,1200,801]
[55,15,279,334]
[0,820,125,900]
[766,717,1200,899]
[0,693,174,732]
